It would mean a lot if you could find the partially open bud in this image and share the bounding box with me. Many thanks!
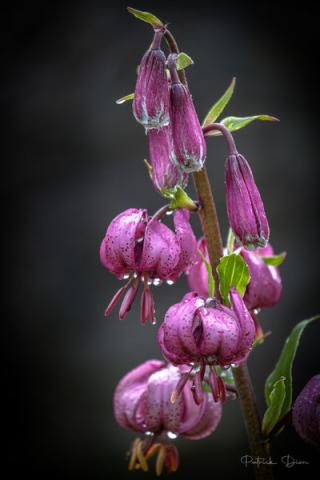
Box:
[225,152,269,249]
[148,125,188,192]
[168,55,206,172]
[133,30,170,130]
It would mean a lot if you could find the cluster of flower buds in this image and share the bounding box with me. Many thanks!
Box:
[100,207,196,324]
[114,360,222,475]
[132,29,206,194]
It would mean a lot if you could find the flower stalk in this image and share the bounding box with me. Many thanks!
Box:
[165,27,274,480]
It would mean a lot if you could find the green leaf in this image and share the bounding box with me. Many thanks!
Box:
[264,315,320,422]
[116,93,134,105]
[202,77,236,127]
[161,186,197,212]
[226,228,235,255]
[262,252,287,267]
[262,377,286,436]
[216,253,250,305]
[176,52,194,71]
[127,7,163,28]
[205,114,279,136]
[198,250,215,297]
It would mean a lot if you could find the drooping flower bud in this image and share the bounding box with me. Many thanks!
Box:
[148,125,188,192]
[225,152,269,249]
[100,208,196,323]
[187,238,282,310]
[158,289,255,401]
[114,359,222,474]
[132,30,170,130]
[241,244,282,310]
[167,55,206,172]
[292,375,320,448]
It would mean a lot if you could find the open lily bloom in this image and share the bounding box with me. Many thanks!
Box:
[158,289,255,402]
[100,208,196,324]
[292,375,320,448]
[114,360,222,475]
[187,238,282,311]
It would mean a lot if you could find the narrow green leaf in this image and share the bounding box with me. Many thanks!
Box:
[264,315,320,421]
[198,250,215,297]
[216,253,250,305]
[262,252,287,267]
[226,228,235,255]
[205,115,279,136]
[127,7,163,28]
[202,77,236,127]
[262,377,286,436]
[176,52,194,71]
[116,93,134,105]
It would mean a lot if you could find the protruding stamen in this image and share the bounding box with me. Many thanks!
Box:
[128,438,139,471]
[155,445,166,476]
[171,365,193,404]
[191,370,204,405]
[136,439,149,472]
[208,367,220,402]
[217,375,227,402]
[140,275,156,325]
[119,277,140,320]
[164,443,179,473]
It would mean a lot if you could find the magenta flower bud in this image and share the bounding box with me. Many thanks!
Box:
[292,375,320,448]
[148,125,188,192]
[241,244,282,310]
[100,208,196,323]
[114,359,222,474]
[168,55,206,172]
[225,152,269,249]
[158,289,255,401]
[132,30,170,130]
[187,238,282,311]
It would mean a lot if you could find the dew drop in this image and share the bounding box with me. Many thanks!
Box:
[123,274,130,280]
[166,280,174,286]
[167,431,178,440]
[165,210,173,216]
[153,278,162,286]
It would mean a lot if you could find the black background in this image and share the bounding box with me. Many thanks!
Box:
[4,1,320,479]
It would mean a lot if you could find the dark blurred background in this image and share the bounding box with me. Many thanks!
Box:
[4,1,320,479]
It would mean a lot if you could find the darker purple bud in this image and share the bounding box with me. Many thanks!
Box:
[292,375,320,448]
[132,30,170,130]
[225,153,269,249]
[168,55,206,172]
[148,125,188,192]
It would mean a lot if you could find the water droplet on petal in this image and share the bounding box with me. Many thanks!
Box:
[167,431,178,440]
[166,280,174,286]
[153,278,162,286]
[165,210,173,216]
[123,274,130,280]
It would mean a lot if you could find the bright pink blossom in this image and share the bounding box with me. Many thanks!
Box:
[100,208,196,324]
[114,359,222,474]
[292,375,320,448]
[158,289,255,401]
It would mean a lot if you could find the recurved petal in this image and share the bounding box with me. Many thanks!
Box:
[144,365,184,433]
[169,209,197,281]
[292,375,320,448]
[114,360,164,432]
[229,288,255,362]
[139,218,180,279]
[180,384,222,439]
[186,237,209,297]
[100,208,147,278]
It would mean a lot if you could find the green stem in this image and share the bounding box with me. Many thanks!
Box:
[165,27,274,480]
